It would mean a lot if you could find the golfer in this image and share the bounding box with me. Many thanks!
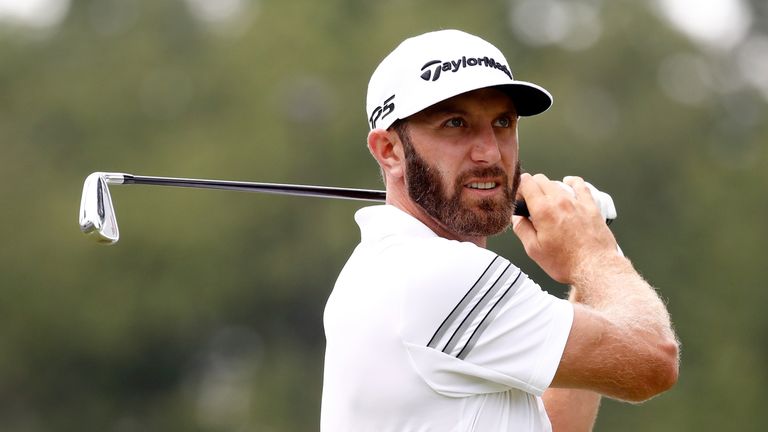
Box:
[321,29,679,431]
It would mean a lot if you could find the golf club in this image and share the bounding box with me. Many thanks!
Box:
[78,172,616,244]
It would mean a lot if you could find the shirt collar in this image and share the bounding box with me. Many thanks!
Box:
[355,205,438,242]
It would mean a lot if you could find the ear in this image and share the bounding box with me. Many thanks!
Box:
[367,128,405,180]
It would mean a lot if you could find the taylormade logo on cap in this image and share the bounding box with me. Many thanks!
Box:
[419,56,513,82]
[366,29,553,131]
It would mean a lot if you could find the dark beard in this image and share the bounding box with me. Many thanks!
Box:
[400,129,521,237]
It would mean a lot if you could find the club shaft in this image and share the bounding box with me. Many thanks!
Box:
[120,174,386,202]
[112,173,533,216]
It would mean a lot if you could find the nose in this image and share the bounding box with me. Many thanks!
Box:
[469,125,502,165]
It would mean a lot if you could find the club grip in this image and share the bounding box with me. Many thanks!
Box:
[513,200,530,218]
[513,182,616,224]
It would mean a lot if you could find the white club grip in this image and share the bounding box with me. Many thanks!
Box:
[556,179,617,223]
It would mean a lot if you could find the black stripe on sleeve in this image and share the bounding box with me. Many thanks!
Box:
[441,263,517,355]
[456,272,526,360]
[426,256,503,349]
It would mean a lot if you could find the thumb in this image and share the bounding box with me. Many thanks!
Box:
[512,215,538,250]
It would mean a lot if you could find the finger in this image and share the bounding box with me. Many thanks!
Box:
[536,173,572,198]
[562,175,582,188]
[529,173,554,195]
[512,215,538,249]
[564,176,603,218]
[517,173,545,202]
[520,173,561,212]
[563,176,593,202]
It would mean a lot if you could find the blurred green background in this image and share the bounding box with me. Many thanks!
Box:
[1,0,766,430]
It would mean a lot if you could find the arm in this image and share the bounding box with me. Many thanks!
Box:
[542,387,600,432]
[541,291,601,432]
[513,174,679,405]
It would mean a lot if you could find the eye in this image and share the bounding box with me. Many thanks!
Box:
[443,117,466,128]
[493,116,514,128]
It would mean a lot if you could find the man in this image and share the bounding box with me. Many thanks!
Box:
[321,29,679,431]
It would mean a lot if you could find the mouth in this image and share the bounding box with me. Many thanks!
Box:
[465,181,499,191]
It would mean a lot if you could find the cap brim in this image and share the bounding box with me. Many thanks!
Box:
[499,81,553,117]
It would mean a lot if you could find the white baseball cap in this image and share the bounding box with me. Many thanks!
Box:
[366,29,553,130]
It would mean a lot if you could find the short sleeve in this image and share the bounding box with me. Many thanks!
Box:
[397,239,573,397]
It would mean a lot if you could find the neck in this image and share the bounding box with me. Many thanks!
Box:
[385,182,488,248]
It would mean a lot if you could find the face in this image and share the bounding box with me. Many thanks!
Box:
[396,88,521,237]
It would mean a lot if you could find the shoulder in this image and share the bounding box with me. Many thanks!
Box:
[409,235,497,266]
[395,238,524,338]
[383,236,502,291]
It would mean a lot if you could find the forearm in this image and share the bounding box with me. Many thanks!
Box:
[563,252,679,401]
[570,252,676,343]
[514,174,679,400]
[543,387,601,432]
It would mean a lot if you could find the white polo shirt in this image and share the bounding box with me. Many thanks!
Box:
[321,205,574,431]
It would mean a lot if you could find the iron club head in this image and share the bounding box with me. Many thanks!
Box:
[78,172,124,244]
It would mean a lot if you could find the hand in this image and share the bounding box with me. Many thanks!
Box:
[512,173,619,284]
